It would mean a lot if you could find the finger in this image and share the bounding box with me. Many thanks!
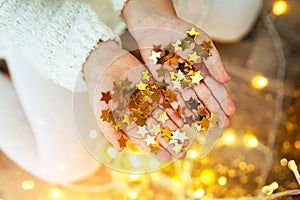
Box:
[165,108,184,128]
[203,76,236,116]
[195,33,231,83]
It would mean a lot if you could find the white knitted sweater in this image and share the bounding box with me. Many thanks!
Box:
[0,0,128,92]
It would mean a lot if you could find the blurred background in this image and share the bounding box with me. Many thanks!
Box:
[1,0,300,199]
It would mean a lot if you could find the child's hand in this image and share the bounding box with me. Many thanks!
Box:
[123,2,236,129]
[84,40,187,162]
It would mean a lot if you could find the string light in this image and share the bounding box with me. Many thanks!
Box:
[22,180,35,191]
[251,75,269,89]
[200,169,216,185]
[222,129,236,145]
[288,160,300,186]
[50,188,62,200]
[272,1,288,16]
[218,176,227,186]
[187,149,198,159]
[245,135,258,148]
[194,188,205,198]
[261,182,279,195]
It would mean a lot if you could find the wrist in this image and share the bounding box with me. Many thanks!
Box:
[123,0,177,30]
[83,40,125,90]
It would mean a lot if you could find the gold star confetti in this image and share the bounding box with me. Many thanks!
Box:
[169,71,177,80]
[162,127,172,142]
[186,27,199,40]
[200,118,210,130]
[209,113,219,123]
[158,111,169,124]
[142,70,150,81]
[101,109,114,123]
[156,67,168,78]
[201,40,213,51]
[188,52,200,63]
[172,129,188,143]
[190,71,203,85]
[198,107,207,117]
[122,114,131,125]
[149,50,161,64]
[150,124,161,136]
[100,91,111,104]
[177,70,185,81]
[121,78,132,89]
[144,134,157,146]
[170,140,183,154]
[136,81,148,91]
[171,79,181,90]
[172,39,183,52]
[137,125,148,137]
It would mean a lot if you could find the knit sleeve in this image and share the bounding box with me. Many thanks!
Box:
[0,0,120,92]
[109,0,129,15]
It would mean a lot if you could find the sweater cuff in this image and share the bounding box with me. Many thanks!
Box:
[109,0,129,15]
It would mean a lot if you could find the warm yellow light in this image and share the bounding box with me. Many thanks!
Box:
[262,182,278,195]
[129,174,141,181]
[288,160,298,171]
[194,188,205,198]
[218,176,227,186]
[22,180,35,191]
[172,176,182,187]
[128,192,138,199]
[187,149,198,159]
[246,135,258,148]
[280,158,288,166]
[183,161,192,170]
[273,1,288,16]
[222,129,236,145]
[107,147,117,159]
[51,188,62,200]
[200,169,216,185]
[251,75,268,89]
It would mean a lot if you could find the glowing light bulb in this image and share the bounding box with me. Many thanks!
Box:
[51,188,62,200]
[187,149,198,159]
[218,176,227,186]
[22,180,35,191]
[222,129,236,145]
[251,75,268,89]
[200,169,216,185]
[245,135,258,148]
[262,182,278,195]
[107,147,117,159]
[194,188,205,198]
[273,1,288,16]
[128,192,138,199]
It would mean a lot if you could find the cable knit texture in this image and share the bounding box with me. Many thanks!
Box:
[0,0,119,92]
[109,0,129,15]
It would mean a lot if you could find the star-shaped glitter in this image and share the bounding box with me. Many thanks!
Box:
[150,124,161,135]
[158,111,169,124]
[170,140,183,154]
[101,109,113,122]
[198,107,207,117]
[161,127,172,142]
[201,40,213,51]
[169,71,177,80]
[144,134,157,146]
[181,78,191,89]
[142,70,150,81]
[121,78,132,89]
[194,122,202,132]
[149,50,161,64]
[100,91,111,104]
[177,70,185,81]
[172,129,188,143]
[172,39,183,52]
[122,114,131,125]
[156,67,168,78]
[171,79,181,90]
[179,39,191,51]
[188,52,200,63]
[186,27,199,40]
[200,118,210,130]
[190,71,203,85]
[209,113,219,123]
[187,97,199,110]
[137,125,148,137]
[136,81,148,91]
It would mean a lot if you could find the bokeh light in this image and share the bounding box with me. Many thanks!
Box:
[245,135,259,148]
[50,188,62,200]
[21,180,35,191]
[218,176,227,186]
[272,1,288,16]
[194,188,205,198]
[251,75,269,89]
[187,149,199,159]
